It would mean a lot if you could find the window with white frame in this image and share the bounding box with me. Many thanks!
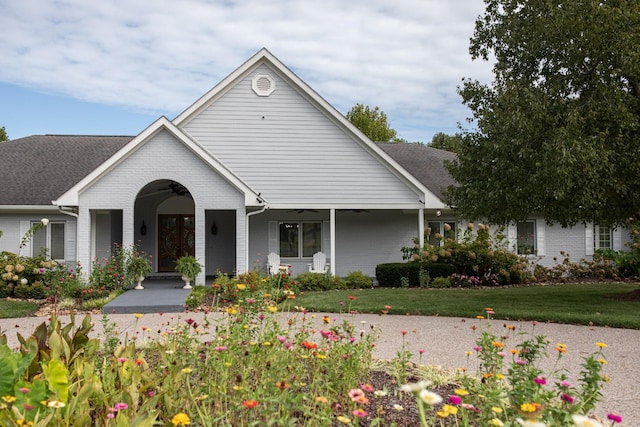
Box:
[427,221,457,246]
[594,222,613,250]
[32,221,65,260]
[279,222,322,258]
[516,221,536,255]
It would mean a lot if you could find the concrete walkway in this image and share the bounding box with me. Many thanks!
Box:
[1,311,638,425]
[102,277,190,314]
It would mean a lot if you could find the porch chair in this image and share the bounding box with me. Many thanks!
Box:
[308,251,329,273]
[267,252,281,275]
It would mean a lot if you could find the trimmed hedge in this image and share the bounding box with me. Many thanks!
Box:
[375,262,456,287]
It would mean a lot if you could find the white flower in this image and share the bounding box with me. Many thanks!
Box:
[41,218,49,226]
[516,418,547,427]
[419,389,443,405]
[392,404,404,411]
[571,415,604,427]
[20,278,28,285]
[373,390,387,397]
[399,380,430,393]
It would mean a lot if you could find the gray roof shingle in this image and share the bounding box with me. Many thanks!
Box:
[0,135,133,205]
[0,136,456,206]
[377,142,457,201]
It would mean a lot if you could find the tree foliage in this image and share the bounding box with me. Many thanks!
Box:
[429,132,463,153]
[447,0,640,226]
[346,104,404,142]
[0,126,8,142]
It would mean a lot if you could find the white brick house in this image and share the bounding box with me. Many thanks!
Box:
[0,49,629,283]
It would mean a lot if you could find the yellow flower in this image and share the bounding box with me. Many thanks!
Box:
[172,412,191,426]
[595,342,608,348]
[597,358,608,365]
[2,395,16,403]
[181,368,193,374]
[226,307,237,315]
[454,389,469,396]
[237,283,246,291]
[490,419,505,427]
[336,415,351,424]
[491,407,503,413]
[263,341,272,346]
[267,305,278,313]
[16,420,34,426]
[134,313,143,319]
[322,316,330,324]
[495,373,506,380]
[316,353,327,359]
[519,402,542,413]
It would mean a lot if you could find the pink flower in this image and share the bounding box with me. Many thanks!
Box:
[117,357,128,363]
[348,389,365,402]
[561,393,575,404]
[449,395,462,405]
[560,380,572,388]
[114,402,128,410]
[516,359,527,365]
[360,383,375,392]
[277,335,287,343]
[352,408,368,418]
[534,377,547,385]
[418,349,425,354]
[607,413,622,423]
[215,346,227,352]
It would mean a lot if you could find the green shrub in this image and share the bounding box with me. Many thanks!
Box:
[375,263,456,287]
[429,276,451,288]
[13,281,47,299]
[185,286,210,310]
[295,272,346,291]
[344,271,373,289]
[0,280,13,298]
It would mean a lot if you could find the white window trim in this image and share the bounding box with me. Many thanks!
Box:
[31,221,65,261]
[278,221,323,260]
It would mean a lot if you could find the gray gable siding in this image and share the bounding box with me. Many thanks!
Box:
[181,64,421,206]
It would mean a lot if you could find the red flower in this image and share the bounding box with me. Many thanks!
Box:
[347,295,356,300]
[243,400,259,409]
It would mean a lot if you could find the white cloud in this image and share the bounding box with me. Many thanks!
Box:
[0,0,493,142]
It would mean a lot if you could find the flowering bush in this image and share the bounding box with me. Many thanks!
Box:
[402,222,531,285]
[398,310,618,427]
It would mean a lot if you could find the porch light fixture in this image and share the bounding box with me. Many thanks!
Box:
[211,222,217,235]
[140,220,147,236]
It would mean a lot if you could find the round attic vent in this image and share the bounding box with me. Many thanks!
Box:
[252,73,275,96]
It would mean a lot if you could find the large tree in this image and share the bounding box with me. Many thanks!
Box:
[346,104,404,142]
[0,126,7,142]
[429,132,463,153]
[447,0,640,226]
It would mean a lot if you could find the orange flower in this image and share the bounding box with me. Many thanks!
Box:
[491,341,505,348]
[302,341,318,349]
[347,295,356,301]
[276,381,289,390]
[243,400,259,409]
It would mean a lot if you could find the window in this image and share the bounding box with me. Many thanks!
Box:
[595,222,612,250]
[32,221,65,259]
[427,221,456,246]
[279,222,322,258]
[516,221,536,255]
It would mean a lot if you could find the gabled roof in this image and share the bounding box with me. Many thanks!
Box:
[54,117,263,206]
[174,48,439,206]
[377,143,457,202]
[0,135,132,205]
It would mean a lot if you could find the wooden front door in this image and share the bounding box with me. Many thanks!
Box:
[158,215,195,272]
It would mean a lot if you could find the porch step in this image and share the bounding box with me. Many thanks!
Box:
[102,279,190,314]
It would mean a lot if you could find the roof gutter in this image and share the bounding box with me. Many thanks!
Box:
[245,204,269,273]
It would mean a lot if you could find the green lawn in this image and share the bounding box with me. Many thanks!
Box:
[0,299,40,319]
[291,283,640,329]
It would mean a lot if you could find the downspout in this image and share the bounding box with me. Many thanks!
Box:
[245,205,269,273]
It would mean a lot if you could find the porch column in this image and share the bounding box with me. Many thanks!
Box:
[330,208,336,275]
[77,207,91,279]
[195,207,206,285]
[418,208,425,248]
[122,206,134,249]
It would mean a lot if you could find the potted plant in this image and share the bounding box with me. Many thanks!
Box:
[127,249,152,290]
[174,255,202,289]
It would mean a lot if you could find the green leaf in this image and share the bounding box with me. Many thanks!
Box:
[42,358,69,403]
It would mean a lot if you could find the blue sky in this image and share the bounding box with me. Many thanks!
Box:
[0,0,493,143]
